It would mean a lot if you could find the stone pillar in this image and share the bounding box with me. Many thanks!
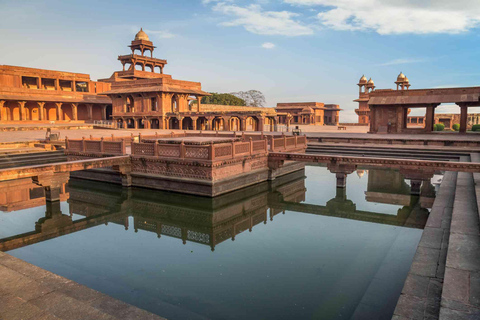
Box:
[335,172,347,188]
[134,118,139,129]
[102,105,107,120]
[240,117,246,132]
[55,102,63,121]
[55,79,59,91]
[0,100,5,121]
[71,103,78,121]
[327,163,356,189]
[257,117,265,132]
[425,105,436,132]
[32,172,70,202]
[18,101,26,121]
[38,102,45,121]
[86,104,93,121]
[191,117,198,130]
[223,117,230,131]
[459,103,468,133]
[197,95,201,112]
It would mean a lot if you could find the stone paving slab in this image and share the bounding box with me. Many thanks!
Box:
[0,251,165,320]
[439,164,480,319]
[393,171,457,320]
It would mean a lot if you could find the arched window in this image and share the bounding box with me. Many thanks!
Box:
[151,97,157,111]
[126,95,134,113]
[171,95,178,112]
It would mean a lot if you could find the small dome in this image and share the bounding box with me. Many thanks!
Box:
[397,72,406,81]
[367,78,374,86]
[404,77,409,83]
[134,28,149,41]
[359,75,368,84]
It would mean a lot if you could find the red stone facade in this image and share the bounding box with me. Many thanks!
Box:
[275,102,341,126]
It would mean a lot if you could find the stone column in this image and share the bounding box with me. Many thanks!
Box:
[18,101,26,121]
[327,163,356,189]
[459,103,468,133]
[32,172,70,202]
[71,103,78,121]
[425,105,436,132]
[38,102,45,121]
[86,104,93,121]
[0,100,5,121]
[240,117,246,132]
[134,118,139,129]
[55,102,63,121]
[197,95,201,112]
[191,117,198,130]
[257,117,265,132]
[223,117,230,131]
[102,105,107,120]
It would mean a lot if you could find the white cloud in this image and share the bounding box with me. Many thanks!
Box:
[284,0,480,35]
[212,3,314,36]
[377,58,425,66]
[261,42,276,49]
[145,29,176,39]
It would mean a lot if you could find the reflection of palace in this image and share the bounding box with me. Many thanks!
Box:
[0,168,434,252]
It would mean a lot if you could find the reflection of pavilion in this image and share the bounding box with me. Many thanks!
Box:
[0,167,433,252]
[0,178,68,212]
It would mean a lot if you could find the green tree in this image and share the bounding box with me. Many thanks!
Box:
[201,93,246,106]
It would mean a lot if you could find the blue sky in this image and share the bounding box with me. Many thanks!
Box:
[2,0,480,121]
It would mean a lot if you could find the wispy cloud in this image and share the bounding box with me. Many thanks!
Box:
[261,42,276,49]
[377,58,426,66]
[212,3,314,36]
[284,0,480,35]
[145,29,176,39]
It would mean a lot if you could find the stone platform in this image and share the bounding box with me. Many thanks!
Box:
[0,251,164,320]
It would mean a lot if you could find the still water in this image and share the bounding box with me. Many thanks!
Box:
[0,166,434,320]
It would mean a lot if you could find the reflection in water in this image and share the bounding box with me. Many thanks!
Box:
[0,166,436,320]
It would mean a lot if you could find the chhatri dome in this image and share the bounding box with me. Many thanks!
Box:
[134,28,149,41]
[367,78,374,86]
[359,75,368,84]
[397,72,406,81]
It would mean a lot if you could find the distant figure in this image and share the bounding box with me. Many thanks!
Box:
[292,126,301,136]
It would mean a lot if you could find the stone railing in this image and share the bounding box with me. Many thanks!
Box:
[270,135,306,152]
[132,138,269,161]
[65,137,126,155]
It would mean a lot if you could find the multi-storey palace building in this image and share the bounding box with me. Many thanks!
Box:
[275,102,341,126]
[0,66,112,122]
[0,29,281,131]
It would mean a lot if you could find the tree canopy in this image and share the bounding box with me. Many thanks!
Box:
[201,93,246,106]
[230,90,266,108]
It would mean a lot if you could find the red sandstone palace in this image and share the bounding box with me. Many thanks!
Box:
[0,29,341,131]
[354,72,480,133]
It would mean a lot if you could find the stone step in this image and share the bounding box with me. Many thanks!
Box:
[307,144,465,157]
[392,171,457,320]
[439,154,480,319]
[0,151,65,162]
[306,148,457,161]
[0,157,68,169]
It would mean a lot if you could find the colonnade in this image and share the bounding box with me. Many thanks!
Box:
[0,100,111,122]
[116,114,279,132]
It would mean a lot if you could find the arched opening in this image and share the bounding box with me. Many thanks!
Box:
[5,101,20,121]
[137,119,144,129]
[150,97,157,111]
[146,64,154,72]
[265,117,276,132]
[182,117,193,130]
[133,48,142,55]
[144,48,152,57]
[196,117,208,130]
[171,94,178,112]
[212,117,224,131]
[62,104,74,121]
[155,66,162,74]
[188,95,197,111]
[245,116,259,131]
[45,103,57,121]
[91,105,103,120]
[135,63,143,71]
[126,118,135,129]
[125,63,132,71]
[25,101,40,121]
[117,119,124,129]
[126,95,134,113]
[150,119,160,129]
[106,105,113,120]
[77,104,88,121]
[169,117,180,129]
[229,117,241,131]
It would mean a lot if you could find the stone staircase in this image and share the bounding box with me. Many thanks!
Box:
[307,143,471,161]
[392,154,480,319]
[0,150,67,169]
